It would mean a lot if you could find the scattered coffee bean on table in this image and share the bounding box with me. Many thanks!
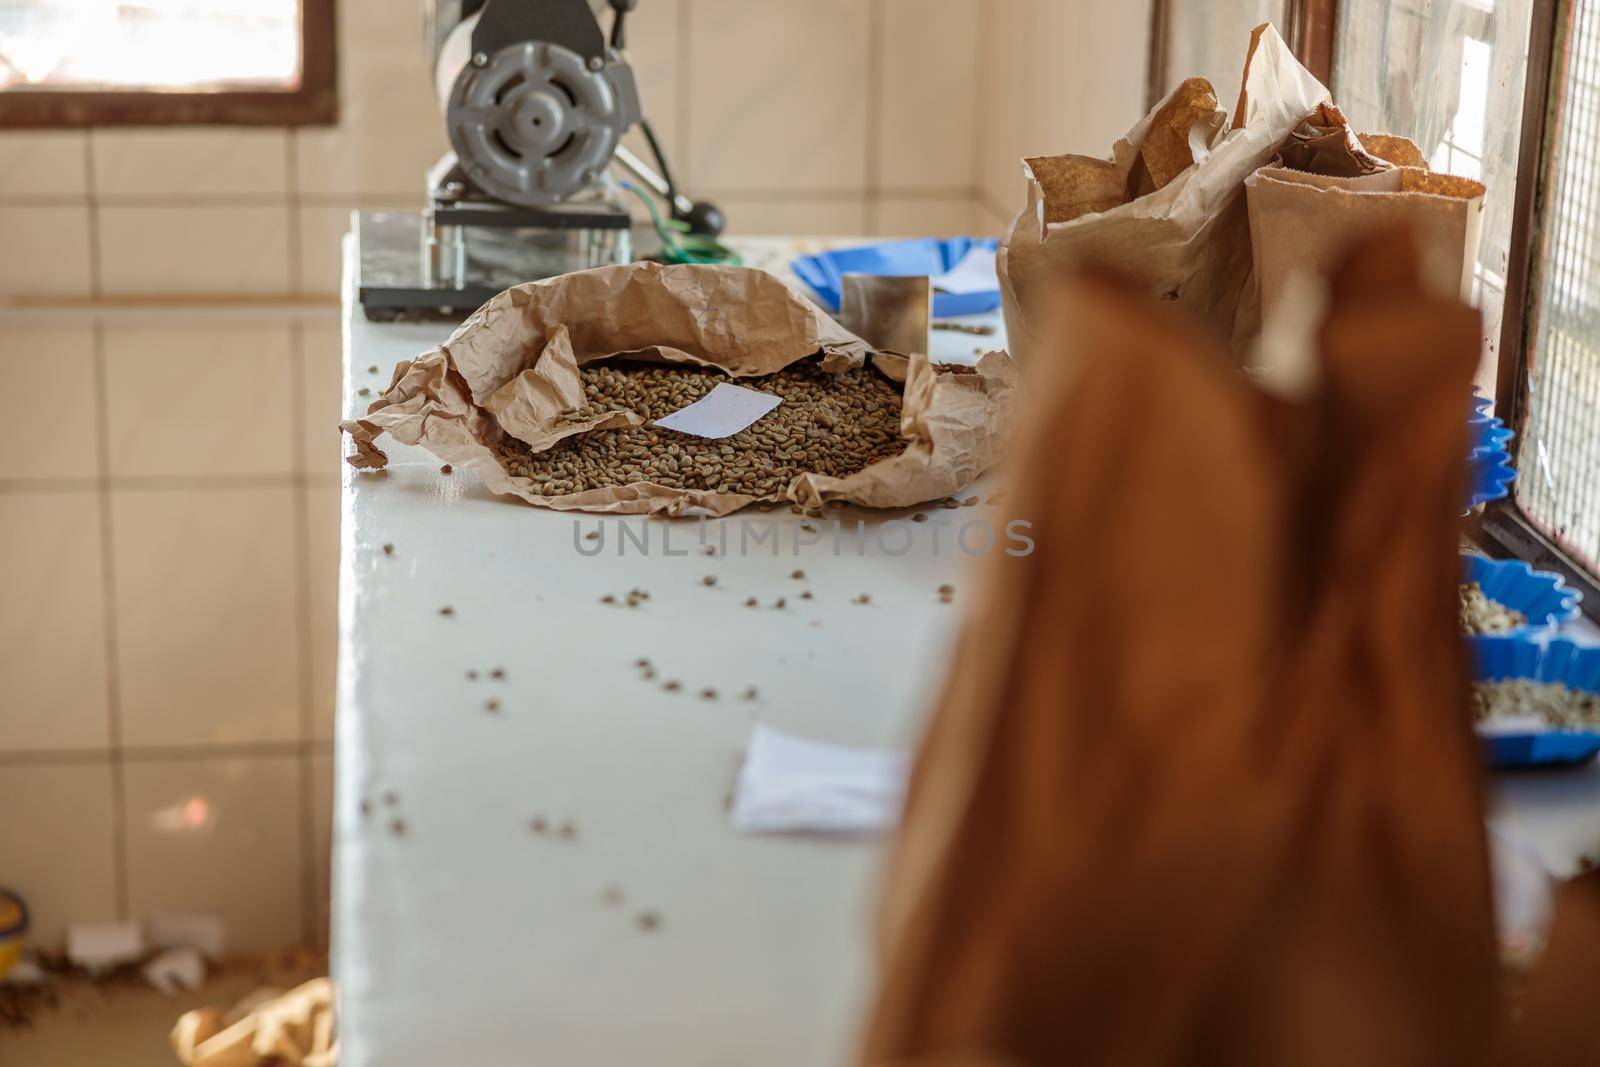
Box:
[636,911,662,932]
[491,362,906,498]
[440,464,453,474]
[1458,582,1528,635]
[382,543,394,555]
[438,606,455,617]
[703,575,718,586]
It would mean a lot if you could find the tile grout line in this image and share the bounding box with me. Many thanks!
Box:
[0,472,340,494]
[677,0,693,188]
[84,130,103,299]
[970,0,1001,231]
[88,320,129,919]
[0,741,330,767]
[286,126,304,296]
[289,322,321,947]
[862,0,887,235]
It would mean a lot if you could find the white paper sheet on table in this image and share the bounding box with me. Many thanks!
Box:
[731,724,910,834]
[653,382,782,439]
[930,247,999,296]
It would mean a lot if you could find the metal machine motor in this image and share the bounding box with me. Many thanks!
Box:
[357,0,720,320]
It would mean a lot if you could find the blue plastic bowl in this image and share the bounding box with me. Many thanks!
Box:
[1461,554,1584,637]
[1469,635,1600,767]
[790,237,1001,318]
[1468,412,1514,453]
[1466,441,1516,512]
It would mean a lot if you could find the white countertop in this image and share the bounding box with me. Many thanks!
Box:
[331,236,1600,1067]
[330,237,1004,1067]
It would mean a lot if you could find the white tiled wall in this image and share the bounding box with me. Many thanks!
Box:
[975,0,1155,229]
[0,0,1146,954]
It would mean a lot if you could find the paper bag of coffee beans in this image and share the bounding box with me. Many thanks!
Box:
[342,262,1018,517]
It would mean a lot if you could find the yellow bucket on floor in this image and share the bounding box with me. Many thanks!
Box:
[0,889,27,977]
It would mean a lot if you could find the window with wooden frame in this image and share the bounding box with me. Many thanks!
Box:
[1152,0,1600,614]
[0,0,336,127]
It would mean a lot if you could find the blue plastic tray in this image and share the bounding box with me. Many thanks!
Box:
[790,237,1001,318]
[1466,437,1516,512]
[1461,553,1583,637]
[1469,412,1514,454]
[1469,635,1600,767]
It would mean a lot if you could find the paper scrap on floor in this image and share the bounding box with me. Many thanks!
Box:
[931,246,999,295]
[654,382,781,439]
[731,723,910,834]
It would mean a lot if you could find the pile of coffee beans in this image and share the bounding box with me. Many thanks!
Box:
[492,362,905,497]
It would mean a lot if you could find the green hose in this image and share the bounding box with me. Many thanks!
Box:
[622,181,741,266]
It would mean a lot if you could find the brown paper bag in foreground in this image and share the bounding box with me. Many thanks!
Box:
[340,262,1018,517]
[1246,145,1486,320]
[858,230,1537,1065]
[997,23,1328,364]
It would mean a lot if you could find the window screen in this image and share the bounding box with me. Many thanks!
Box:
[1334,0,1537,379]
[1518,1,1600,570]
[0,0,301,92]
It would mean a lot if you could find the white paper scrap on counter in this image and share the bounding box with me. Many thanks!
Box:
[930,246,999,295]
[66,921,146,973]
[731,724,910,834]
[653,382,781,439]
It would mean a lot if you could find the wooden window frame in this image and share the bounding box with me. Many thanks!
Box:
[1149,0,1599,616]
[1477,0,1600,616]
[0,0,337,128]
[1146,0,1337,109]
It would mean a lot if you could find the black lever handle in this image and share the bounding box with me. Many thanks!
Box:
[607,0,639,49]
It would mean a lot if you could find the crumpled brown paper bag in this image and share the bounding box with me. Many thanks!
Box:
[341,262,1017,517]
[856,229,1600,1066]
[1246,129,1486,319]
[997,23,1328,363]
[171,978,337,1067]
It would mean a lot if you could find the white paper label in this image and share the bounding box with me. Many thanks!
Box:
[653,382,782,439]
